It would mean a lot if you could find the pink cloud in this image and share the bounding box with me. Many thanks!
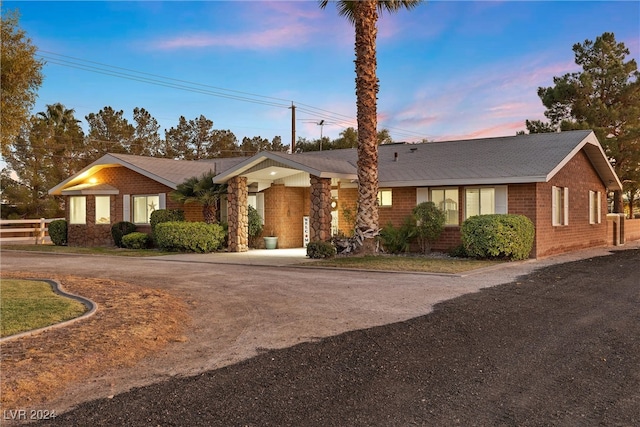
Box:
[155,23,313,50]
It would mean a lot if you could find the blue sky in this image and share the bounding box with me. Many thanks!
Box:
[6,0,640,146]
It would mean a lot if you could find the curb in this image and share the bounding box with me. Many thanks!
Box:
[0,278,97,343]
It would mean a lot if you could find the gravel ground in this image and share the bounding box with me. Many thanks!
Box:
[30,247,639,427]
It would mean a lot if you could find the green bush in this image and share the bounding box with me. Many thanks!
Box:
[379,218,416,254]
[111,221,137,248]
[48,219,67,246]
[247,205,263,248]
[412,202,446,253]
[155,221,225,253]
[461,214,535,261]
[121,232,150,249]
[448,244,469,258]
[150,209,185,234]
[306,240,337,259]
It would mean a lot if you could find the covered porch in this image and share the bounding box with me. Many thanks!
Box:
[213,152,357,252]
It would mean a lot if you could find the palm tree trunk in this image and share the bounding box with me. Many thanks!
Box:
[354,0,379,254]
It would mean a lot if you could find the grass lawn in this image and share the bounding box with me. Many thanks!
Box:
[310,255,503,274]
[1,279,87,337]
[0,244,174,257]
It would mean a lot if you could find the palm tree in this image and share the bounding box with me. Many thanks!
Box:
[319,0,422,254]
[170,172,227,224]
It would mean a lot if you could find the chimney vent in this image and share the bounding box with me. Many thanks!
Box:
[394,152,398,162]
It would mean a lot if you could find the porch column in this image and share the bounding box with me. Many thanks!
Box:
[227,176,248,252]
[310,175,332,242]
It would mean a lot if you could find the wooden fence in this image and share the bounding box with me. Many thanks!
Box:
[0,218,64,245]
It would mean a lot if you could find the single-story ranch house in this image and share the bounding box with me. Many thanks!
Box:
[50,130,635,258]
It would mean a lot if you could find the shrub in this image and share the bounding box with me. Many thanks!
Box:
[247,205,263,248]
[306,240,337,259]
[412,202,446,253]
[155,221,225,253]
[48,219,67,246]
[379,218,416,254]
[111,221,137,248]
[461,214,535,261]
[150,209,185,234]
[121,232,150,249]
[448,244,469,258]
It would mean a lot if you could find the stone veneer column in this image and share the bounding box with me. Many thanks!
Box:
[227,176,248,252]
[310,175,332,242]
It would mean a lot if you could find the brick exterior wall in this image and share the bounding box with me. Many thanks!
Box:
[262,185,309,248]
[624,219,640,242]
[65,166,204,246]
[532,151,608,258]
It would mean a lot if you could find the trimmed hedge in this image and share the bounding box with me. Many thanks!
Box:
[48,219,67,246]
[306,240,336,259]
[461,214,535,261]
[150,209,185,234]
[111,221,137,247]
[155,221,225,253]
[122,232,151,249]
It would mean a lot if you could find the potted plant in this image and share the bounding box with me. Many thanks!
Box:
[263,231,278,249]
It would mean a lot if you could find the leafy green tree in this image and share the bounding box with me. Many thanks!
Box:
[319,0,422,254]
[412,201,446,254]
[170,172,227,224]
[526,32,640,212]
[1,7,44,156]
[85,106,135,157]
[3,104,85,217]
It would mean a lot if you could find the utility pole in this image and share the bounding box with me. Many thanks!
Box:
[289,103,296,153]
[318,120,325,151]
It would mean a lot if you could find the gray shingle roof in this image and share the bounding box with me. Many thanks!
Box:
[50,130,622,195]
[288,130,618,187]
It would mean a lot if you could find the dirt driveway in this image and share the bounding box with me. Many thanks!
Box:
[1,244,639,425]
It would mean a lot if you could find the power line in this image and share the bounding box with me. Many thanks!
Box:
[36,50,433,142]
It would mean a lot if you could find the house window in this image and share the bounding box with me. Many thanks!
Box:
[95,196,111,224]
[430,188,459,225]
[377,189,392,207]
[69,196,86,225]
[133,195,159,224]
[465,188,495,219]
[552,186,569,226]
[589,190,601,224]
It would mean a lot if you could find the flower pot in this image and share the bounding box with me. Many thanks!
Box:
[264,236,278,249]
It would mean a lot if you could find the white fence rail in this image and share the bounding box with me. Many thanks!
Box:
[0,218,64,245]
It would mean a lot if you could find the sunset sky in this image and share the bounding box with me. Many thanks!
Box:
[7,0,640,145]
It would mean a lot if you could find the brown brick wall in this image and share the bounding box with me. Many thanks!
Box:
[67,194,116,246]
[66,166,204,246]
[262,185,309,248]
[625,219,640,241]
[379,187,416,227]
[533,151,608,258]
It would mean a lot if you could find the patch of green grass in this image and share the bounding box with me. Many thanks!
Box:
[0,244,173,257]
[309,255,502,274]
[1,279,87,337]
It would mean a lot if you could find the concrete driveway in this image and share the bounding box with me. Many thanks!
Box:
[2,243,636,412]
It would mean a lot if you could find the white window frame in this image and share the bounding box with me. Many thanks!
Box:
[95,196,111,225]
[377,189,392,207]
[465,187,496,219]
[69,196,86,225]
[428,187,459,226]
[552,186,569,226]
[132,194,161,225]
[589,190,602,224]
